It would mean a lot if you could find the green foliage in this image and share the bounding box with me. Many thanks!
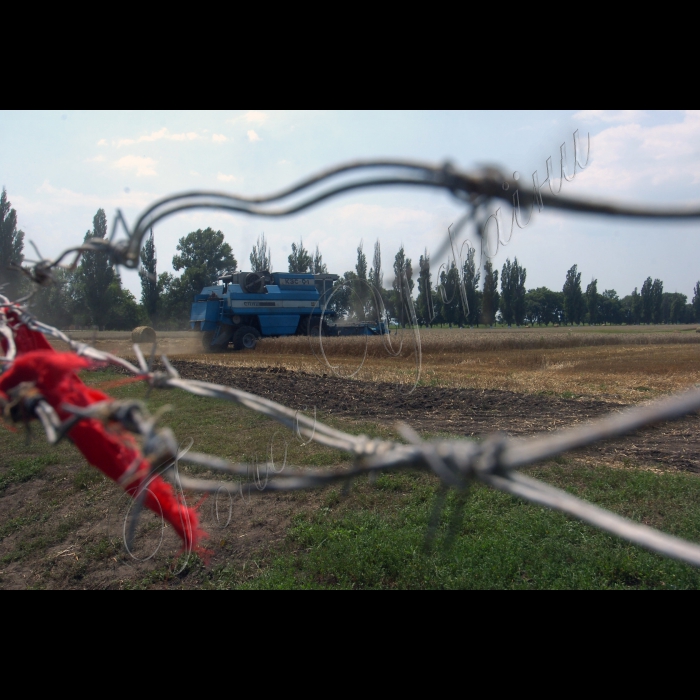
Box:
[500,258,526,326]
[139,229,158,325]
[599,289,622,325]
[638,278,665,324]
[368,239,382,291]
[0,188,25,300]
[663,292,690,324]
[355,241,367,280]
[312,245,326,274]
[155,271,187,327]
[287,239,312,273]
[621,287,642,324]
[76,209,115,330]
[392,245,414,327]
[29,268,76,328]
[641,277,653,323]
[353,241,370,314]
[693,282,700,322]
[105,278,147,330]
[586,278,598,325]
[562,264,585,324]
[326,272,351,317]
[438,260,461,327]
[416,250,435,326]
[525,287,563,326]
[156,227,237,327]
[481,260,499,326]
[172,228,236,301]
[250,233,272,272]
[462,246,481,326]
[651,278,664,323]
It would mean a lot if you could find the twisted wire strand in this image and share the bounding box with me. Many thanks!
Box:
[13,159,700,281]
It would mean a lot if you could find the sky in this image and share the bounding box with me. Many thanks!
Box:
[1,110,699,301]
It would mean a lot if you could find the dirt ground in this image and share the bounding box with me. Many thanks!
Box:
[161,360,700,473]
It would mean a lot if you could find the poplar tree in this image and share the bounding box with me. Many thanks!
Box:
[500,259,515,326]
[512,258,527,326]
[586,278,598,325]
[462,245,481,326]
[392,245,414,327]
[651,278,664,323]
[416,249,434,326]
[0,188,25,299]
[139,229,158,326]
[287,239,312,273]
[312,245,327,274]
[640,277,653,324]
[481,260,499,326]
[368,239,383,291]
[562,264,585,325]
[355,241,367,279]
[78,209,115,330]
[250,233,272,272]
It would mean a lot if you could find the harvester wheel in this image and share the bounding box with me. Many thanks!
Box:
[232,325,260,351]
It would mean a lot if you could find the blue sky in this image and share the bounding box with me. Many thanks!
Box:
[1,110,699,300]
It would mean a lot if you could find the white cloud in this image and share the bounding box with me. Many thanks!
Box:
[85,154,105,163]
[244,111,268,124]
[212,133,228,143]
[574,110,647,124]
[573,110,700,196]
[247,130,261,142]
[278,159,291,165]
[113,127,201,148]
[228,111,269,126]
[97,138,108,146]
[190,171,201,177]
[217,172,238,182]
[114,155,158,177]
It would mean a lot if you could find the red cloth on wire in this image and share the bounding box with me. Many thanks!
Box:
[0,310,206,551]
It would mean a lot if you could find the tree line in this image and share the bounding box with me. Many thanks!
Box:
[1,187,699,330]
[413,256,700,327]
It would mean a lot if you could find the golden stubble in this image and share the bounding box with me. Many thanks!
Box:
[51,327,700,403]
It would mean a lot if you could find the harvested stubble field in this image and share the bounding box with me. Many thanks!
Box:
[2,324,700,589]
[59,324,700,402]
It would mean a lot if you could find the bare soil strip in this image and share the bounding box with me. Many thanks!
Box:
[163,361,700,473]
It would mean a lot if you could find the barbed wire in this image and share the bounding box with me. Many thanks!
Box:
[3,153,700,572]
[13,155,700,286]
[3,305,700,567]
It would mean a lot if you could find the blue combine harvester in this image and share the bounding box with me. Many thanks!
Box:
[190,270,388,352]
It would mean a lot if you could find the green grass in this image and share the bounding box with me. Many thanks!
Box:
[0,455,60,492]
[3,368,700,589]
[208,465,700,590]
